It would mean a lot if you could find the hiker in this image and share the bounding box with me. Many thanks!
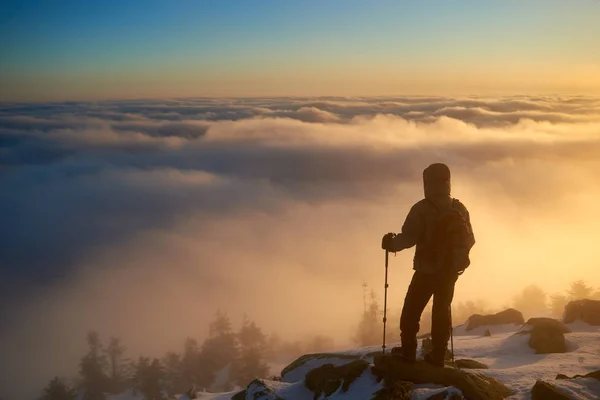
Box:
[381,163,475,367]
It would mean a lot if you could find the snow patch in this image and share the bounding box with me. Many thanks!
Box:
[554,377,600,400]
[411,384,463,400]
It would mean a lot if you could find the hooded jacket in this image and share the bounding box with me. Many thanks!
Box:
[390,163,475,274]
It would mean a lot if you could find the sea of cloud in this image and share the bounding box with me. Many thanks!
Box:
[1,95,600,399]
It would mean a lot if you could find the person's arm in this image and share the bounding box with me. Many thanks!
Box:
[390,204,424,252]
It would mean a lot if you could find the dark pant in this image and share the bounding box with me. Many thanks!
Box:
[400,271,458,359]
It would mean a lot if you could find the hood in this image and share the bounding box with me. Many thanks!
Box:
[423,163,452,205]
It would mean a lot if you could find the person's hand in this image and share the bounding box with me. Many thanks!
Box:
[381,232,396,251]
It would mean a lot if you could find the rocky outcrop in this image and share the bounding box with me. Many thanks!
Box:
[425,390,464,400]
[531,380,572,400]
[563,299,600,325]
[455,359,488,369]
[232,379,283,400]
[517,318,570,354]
[304,360,369,399]
[280,353,362,382]
[556,370,600,381]
[466,309,525,331]
[372,354,513,400]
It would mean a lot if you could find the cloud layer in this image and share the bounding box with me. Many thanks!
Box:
[2,96,600,399]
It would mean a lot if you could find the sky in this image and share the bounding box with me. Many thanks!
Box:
[1,0,600,100]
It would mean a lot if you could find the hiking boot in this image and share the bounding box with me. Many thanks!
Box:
[390,346,416,364]
[423,353,445,368]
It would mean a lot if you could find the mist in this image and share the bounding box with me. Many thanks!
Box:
[1,96,600,399]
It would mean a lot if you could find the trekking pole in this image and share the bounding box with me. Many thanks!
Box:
[382,249,389,354]
[449,305,455,364]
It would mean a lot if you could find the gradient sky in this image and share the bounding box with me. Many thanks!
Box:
[1,0,600,100]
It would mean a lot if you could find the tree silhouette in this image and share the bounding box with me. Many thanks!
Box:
[162,351,185,396]
[133,357,165,400]
[353,289,381,346]
[180,337,201,390]
[79,331,109,400]
[232,317,269,386]
[549,293,569,318]
[197,311,238,389]
[40,377,76,400]
[512,285,547,317]
[105,336,127,393]
[567,280,593,300]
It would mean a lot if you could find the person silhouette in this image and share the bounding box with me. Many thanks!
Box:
[381,163,475,367]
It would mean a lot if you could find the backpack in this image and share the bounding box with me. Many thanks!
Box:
[428,199,473,274]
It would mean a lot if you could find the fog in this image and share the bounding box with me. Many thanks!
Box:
[1,96,600,399]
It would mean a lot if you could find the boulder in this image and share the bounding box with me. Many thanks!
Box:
[556,370,600,381]
[466,309,525,331]
[426,390,464,400]
[531,380,572,400]
[563,299,600,325]
[232,379,283,400]
[304,360,369,398]
[455,359,488,369]
[483,329,492,337]
[522,318,571,334]
[280,353,362,382]
[372,354,513,400]
[517,318,569,354]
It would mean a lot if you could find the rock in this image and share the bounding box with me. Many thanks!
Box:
[517,318,568,354]
[426,390,464,400]
[466,309,525,331]
[372,380,413,400]
[522,317,571,333]
[528,328,566,354]
[455,359,488,369]
[483,329,492,337]
[556,370,600,381]
[372,354,513,400]
[231,379,283,400]
[563,299,600,326]
[280,353,362,382]
[304,360,369,398]
[421,338,453,361]
[531,380,572,400]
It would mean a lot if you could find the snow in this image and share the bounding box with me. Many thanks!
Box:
[280,322,599,400]
[209,364,233,392]
[411,385,462,400]
[120,321,600,399]
[554,377,600,400]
